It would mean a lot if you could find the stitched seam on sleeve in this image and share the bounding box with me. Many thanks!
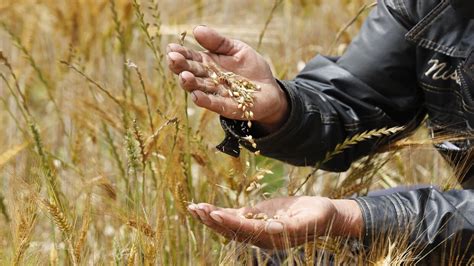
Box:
[396,0,412,24]
[357,198,372,240]
[393,193,408,229]
[385,195,401,230]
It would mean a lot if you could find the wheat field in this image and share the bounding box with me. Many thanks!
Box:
[0,0,467,265]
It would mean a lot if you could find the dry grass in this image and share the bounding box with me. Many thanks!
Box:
[0,0,471,264]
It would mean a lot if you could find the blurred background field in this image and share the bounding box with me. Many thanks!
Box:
[0,0,459,264]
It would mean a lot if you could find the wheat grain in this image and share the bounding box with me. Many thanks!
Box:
[206,64,261,123]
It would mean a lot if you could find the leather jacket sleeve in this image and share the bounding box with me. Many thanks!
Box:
[354,187,474,261]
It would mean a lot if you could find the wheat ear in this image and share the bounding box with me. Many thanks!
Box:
[127,219,156,238]
[293,126,405,194]
[39,199,72,236]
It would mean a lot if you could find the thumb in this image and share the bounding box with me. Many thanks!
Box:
[193,25,238,55]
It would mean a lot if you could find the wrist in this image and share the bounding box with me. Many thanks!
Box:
[256,80,290,134]
[330,199,363,238]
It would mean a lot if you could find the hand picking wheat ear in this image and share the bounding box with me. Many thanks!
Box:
[205,63,262,128]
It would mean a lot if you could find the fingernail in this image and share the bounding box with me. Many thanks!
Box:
[166,55,174,64]
[188,204,197,211]
[210,211,223,224]
[193,24,207,31]
[191,91,197,102]
[195,209,209,222]
[266,221,284,234]
[168,52,180,61]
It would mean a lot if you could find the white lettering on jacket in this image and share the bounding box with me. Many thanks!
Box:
[425,59,461,85]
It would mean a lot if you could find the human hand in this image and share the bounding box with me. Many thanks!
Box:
[187,196,363,249]
[167,25,289,133]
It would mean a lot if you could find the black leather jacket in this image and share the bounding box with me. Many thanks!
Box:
[217,0,474,263]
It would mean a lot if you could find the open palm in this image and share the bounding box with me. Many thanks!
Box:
[187,196,345,249]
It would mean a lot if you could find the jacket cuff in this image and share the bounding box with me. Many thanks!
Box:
[353,194,411,246]
[216,79,305,155]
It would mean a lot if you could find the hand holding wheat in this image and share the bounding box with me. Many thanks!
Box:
[167,25,289,133]
[187,196,362,249]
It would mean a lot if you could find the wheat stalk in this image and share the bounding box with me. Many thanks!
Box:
[0,23,65,129]
[0,51,30,120]
[132,0,166,80]
[0,141,30,170]
[293,126,405,194]
[143,117,178,161]
[127,61,155,132]
[328,2,378,54]
[0,193,9,222]
[102,123,127,183]
[257,0,283,51]
[110,0,132,98]
[61,60,122,106]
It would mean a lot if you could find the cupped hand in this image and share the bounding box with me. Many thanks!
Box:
[167,25,289,133]
[187,196,363,249]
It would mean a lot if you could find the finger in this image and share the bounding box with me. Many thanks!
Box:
[209,210,283,236]
[192,204,248,239]
[191,90,240,118]
[167,43,203,62]
[167,52,208,77]
[193,203,275,244]
[179,71,220,94]
[194,203,260,219]
[196,209,213,225]
[187,204,201,221]
[193,25,239,56]
[193,204,260,239]
[193,203,232,232]
[195,203,248,216]
[194,203,218,222]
